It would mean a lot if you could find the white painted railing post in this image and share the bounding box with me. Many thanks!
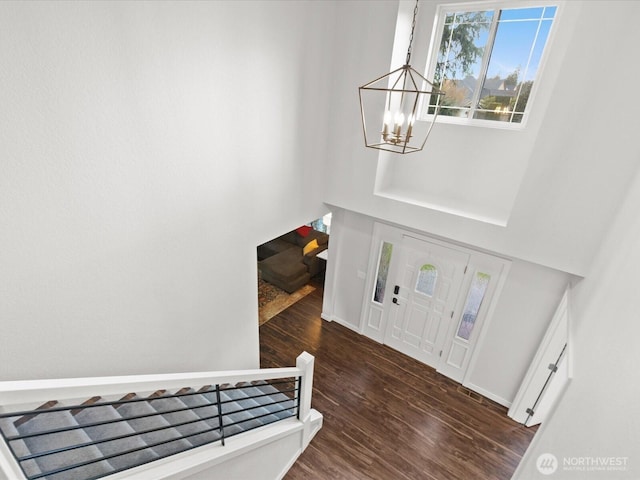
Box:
[296,351,314,448]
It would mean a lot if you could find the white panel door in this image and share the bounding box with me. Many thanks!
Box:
[384,236,469,370]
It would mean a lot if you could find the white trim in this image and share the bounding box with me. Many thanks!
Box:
[359,221,512,395]
[0,367,302,411]
[463,381,512,408]
[320,206,342,332]
[0,355,322,480]
[330,315,364,335]
[106,419,303,480]
[418,0,563,130]
[461,257,512,386]
[507,285,570,424]
[373,189,508,226]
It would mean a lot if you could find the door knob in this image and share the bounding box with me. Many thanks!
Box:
[393,297,400,305]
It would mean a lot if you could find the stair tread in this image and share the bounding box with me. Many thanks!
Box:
[116,395,193,457]
[13,408,115,479]
[0,382,298,479]
[147,395,219,446]
[176,390,223,443]
[0,418,42,479]
[74,401,159,469]
[232,384,292,425]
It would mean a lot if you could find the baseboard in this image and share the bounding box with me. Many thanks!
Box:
[328,315,361,333]
[463,382,512,408]
[276,446,303,480]
[320,312,333,322]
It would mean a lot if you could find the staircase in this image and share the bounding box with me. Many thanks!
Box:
[0,353,321,480]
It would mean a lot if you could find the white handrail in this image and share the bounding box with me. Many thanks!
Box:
[0,352,320,480]
[0,355,311,412]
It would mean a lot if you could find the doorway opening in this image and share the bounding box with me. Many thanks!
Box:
[361,222,511,387]
[256,214,331,326]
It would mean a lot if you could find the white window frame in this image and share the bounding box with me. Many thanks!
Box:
[420,0,561,130]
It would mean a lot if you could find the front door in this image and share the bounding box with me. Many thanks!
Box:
[384,236,469,370]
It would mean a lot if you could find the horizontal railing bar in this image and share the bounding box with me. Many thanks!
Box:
[0,368,302,408]
[0,382,297,419]
[22,408,298,479]
[219,379,296,390]
[223,410,297,429]
[0,353,313,480]
[218,386,297,397]
[25,421,226,480]
[5,400,220,441]
[221,399,297,417]
[13,412,222,462]
[73,427,231,480]
[223,413,297,440]
[0,388,212,419]
[9,395,297,460]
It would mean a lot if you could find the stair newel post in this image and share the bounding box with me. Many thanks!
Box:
[296,352,314,448]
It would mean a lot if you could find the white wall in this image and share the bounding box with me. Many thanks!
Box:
[323,209,571,405]
[322,208,374,330]
[465,259,571,405]
[512,160,640,479]
[0,1,334,380]
[324,1,640,276]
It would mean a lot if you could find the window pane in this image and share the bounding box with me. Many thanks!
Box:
[499,7,545,21]
[415,264,438,296]
[473,7,556,122]
[426,4,556,125]
[457,272,490,340]
[430,10,493,117]
[373,242,393,304]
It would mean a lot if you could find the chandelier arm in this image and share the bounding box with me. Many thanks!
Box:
[359,65,407,88]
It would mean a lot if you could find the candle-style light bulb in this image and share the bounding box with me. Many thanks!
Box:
[394,112,404,136]
[406,113,415,141]
[382,110,392,140]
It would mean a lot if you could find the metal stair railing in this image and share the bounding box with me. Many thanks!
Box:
[0,352,316,480]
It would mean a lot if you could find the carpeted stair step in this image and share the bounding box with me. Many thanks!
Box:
[114,394,193,458]
[251,381,298,418]
[196,387,249,438]
[11,402,115,480]
[0,382,298,479]
[234,382,295,426]
[72,396,159,471]
[0,415,42,479]
[146,390,220,447]
[173,388,222,441]
[217,385,275,436]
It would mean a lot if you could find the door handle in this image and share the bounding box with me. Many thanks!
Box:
[393,297,400,305]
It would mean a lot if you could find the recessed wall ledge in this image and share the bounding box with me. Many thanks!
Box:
[374,189,509,227]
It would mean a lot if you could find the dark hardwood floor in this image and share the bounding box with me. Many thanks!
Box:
[259,281,537,480]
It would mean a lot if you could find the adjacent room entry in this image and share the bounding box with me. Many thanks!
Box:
[361,223,511,385]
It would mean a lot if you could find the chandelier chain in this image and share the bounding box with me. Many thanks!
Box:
[405,0,419,65]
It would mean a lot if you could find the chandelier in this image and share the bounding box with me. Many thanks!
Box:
[359,0,445,154]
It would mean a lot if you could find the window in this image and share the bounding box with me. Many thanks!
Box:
[373,242,393,304]
[424,3,557,125]
[415,264,438,297]
[457,272,490,340]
